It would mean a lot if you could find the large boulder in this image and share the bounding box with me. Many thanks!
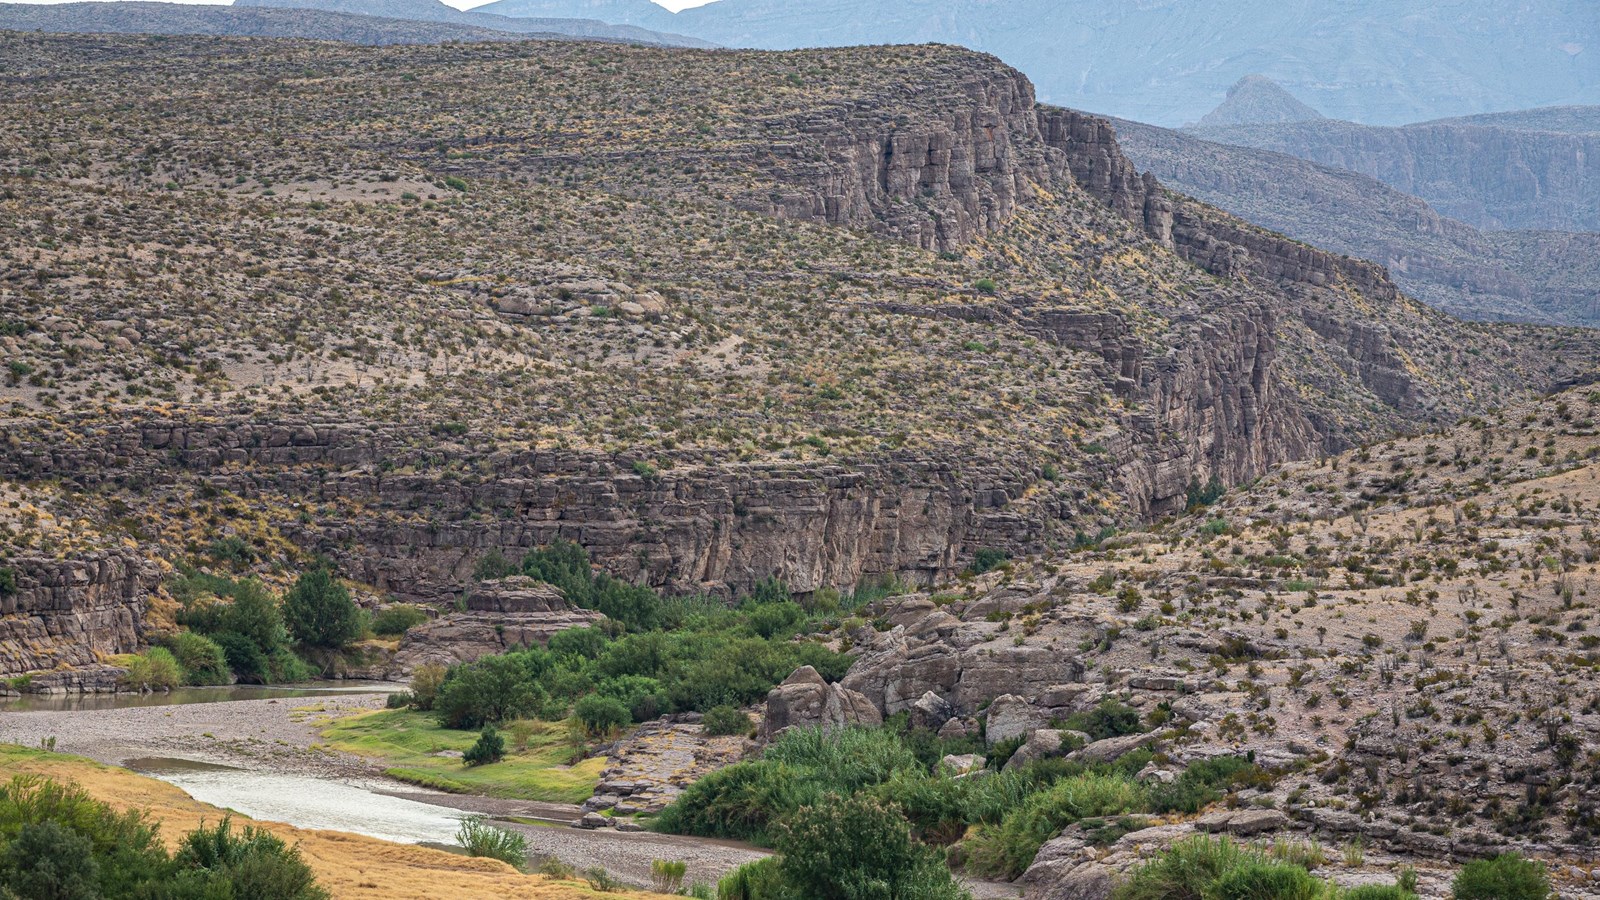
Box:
[985,693,1045,746]
[1068,730,1162,763]
[910,690,956,731]
[761,666,882,740]
[1005,728,1089,770]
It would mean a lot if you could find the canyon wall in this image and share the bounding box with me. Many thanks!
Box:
[0,551,158,680]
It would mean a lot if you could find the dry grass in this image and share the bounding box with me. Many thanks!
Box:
[0,744,665,900]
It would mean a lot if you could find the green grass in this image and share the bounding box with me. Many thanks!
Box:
[320,709,602,804]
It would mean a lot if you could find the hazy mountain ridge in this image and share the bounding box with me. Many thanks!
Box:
[1191,116,1600,232]
[234,0,716,46]
[470,0,1600,126]
[0,0,538,44]
[1115,118,1600,326]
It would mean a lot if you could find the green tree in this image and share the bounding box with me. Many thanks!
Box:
[281,568,362,650]
[775,794,967,900]
[463,725,506,766]
[435,654,543,729]
[0,820,100,900]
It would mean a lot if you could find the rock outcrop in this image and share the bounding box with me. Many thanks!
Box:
[387,577,603,675]
[759,665,881,740]
[0,551,159,678]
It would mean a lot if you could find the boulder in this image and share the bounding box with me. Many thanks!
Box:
[1068,730,1162,763]
[941,753,985,776]
[910,690,956,731]
[1005,728,1088,770]
[1194,809,1289,836]
[938,716,979,740]
[985,694,1044,746]
[1024,862,1115,900]
[760,666,882,740]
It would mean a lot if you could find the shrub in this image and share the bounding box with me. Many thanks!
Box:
[120,648,184,691]
[575,695,631,736]
[409,663,447,711]
[163,632,231,686]
[651,859,688,894]
[1065,699,1144,741]
[0,819,100,900]
[717,857,789,900]
[1202,861,1323,900]
[386,691,415,709]
[774,794,967,900]
[0,566,15,597]
[281,568,362,650]
[585,866,625,891]
[703,705,754,737]
[965,772,1146,879]
[371,605,428,637]
[171,817,328,900]
[463,725,506,766]
[1344,887,1416,900]
[968,548,1010,575]
[1113,836,1257,900]
[455,815,527,870]
[1451,853,1551,900]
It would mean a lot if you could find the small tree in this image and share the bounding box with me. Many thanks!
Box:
[776,794,967,900]
[463,725,506,766]
[281,568,362,650]
[574,695,631,736]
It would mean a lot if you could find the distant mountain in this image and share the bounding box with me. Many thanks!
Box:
[468,0,1600,126]
[1115,118,1600,326]
[1420,106,1600,135]
[235,0,716,46]
[1194,75,1324,128]
[1190,115,1600,232]
[0,0,529,43]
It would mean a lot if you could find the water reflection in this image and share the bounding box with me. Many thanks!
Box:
[0,682,404,713]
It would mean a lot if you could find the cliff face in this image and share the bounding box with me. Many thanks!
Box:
[1192,119,1600,232]
[0,551,158,678]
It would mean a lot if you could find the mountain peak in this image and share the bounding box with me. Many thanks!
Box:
[1196,74,1326,127]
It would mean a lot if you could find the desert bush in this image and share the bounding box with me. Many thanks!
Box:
[1,818,101,899]
[371,604,428,637]
[964,772,1146,879]
[717,857,789,900]
[651,858,688,893]
[454,815,527,870]
[1344,886,1416,900]
[774,793,967,900]
[463,725,506,766]
[162,632,231,686]
[1113,836,1260,900]
[120,648,183,691]
[575,695,631,735]
[703,705,754,737]
[409,663,447,711]
[1203,861,1323,900]
[1063,699,1143,741]
[171,817,327,899]
[1450,853,1551,900]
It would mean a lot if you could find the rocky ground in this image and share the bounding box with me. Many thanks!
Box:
[781,385,1600,898]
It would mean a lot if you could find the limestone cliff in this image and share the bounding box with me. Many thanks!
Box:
[0,551,159,680]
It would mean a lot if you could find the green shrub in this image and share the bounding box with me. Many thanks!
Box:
[967,548,1009,575]
[0,566,16,597]
[120,648,184,691]
[463,725,506,766]
[775,793,968,900]
[1202,861,1323,900]
[282,568,362,650]
[575,695,631,735]
[1064,699,1144,741]
[162,632,231,686]
[1,819,100,899]
[1148,756,1257,815]
[455,815,527,870]
[703,705,754,737]
[718,857,789,900]
[965,772,1146,879]
[1344,886,1416,900]
[1113,836,1258,900]
[371,605,428,637]
[1451,853,1551,900]
[409,663,447,711]
[651,859,689,894]
[171,817,327,899]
